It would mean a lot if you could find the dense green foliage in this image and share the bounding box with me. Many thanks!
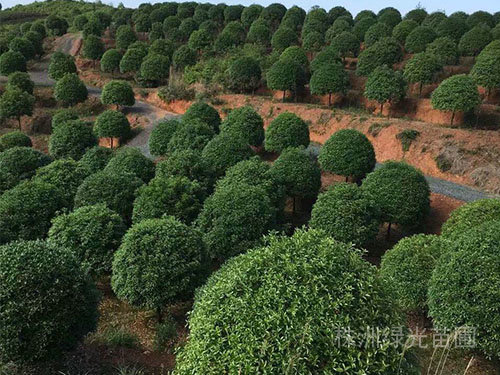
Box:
[100,49,122,73]
[356,37,402,76]
[176,229,417,374]
[82,35,105,61]
[226,56,261,93]
[94,110,131,145]
[219,106,264,147]
[0,240,98,364]
[0,51,27,76]
[0,88,35,127]
[6,72,34,94]
[77,146,114,174]
[167,119,215,153]
[101,80,135,107]
[104,147,155,183]
[182,101,221,133]
[49,120,97,160]
[0,131,32,151]
[264,112,309,153]
[149,119,179,157]
[309,62,349,105]
[403,52,443,95]
[405,26,436,53]
[318,129,376,180]
[48,52,77,80]
[364,65,406,112]
[53,73,88,106]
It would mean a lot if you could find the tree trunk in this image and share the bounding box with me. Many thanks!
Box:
[380,103,384,115]
[345,176,349,182]
[110,137,114,149]
[282,90,286,102]
[450,111,455,126]
[18,116,22,130]
[156,307,163,323]
[328,93,332,106]
[386,222,392,240]
[292,196,296,214]
[419,82,423,98]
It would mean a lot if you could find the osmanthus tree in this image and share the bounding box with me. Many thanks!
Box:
[0,180,65,244]
[172,45,197,71]
[440,198,500,241]
[264,112,309,153]
[310,183,380,247]
[182,101,221,133]
[45,15,68,36]
[404,8,428,24]
[268,147,321,213]
[139,53,170,86]
[458,25,492,56]
[54,73,88,106]
[364,22,391,47]
[392,19,418,45]
[318,129,376,181]
[362,161,430,237]
[431,74,481,125]
[309,62,349,106]
[6,72,34,94]
[188,29,213,54]
[30,20,47,38]
[149,119,180,157]
[149,39,175,59]
[271,26,299,52]
[352,16,376,42]
[82,35,105,68]
[0,131,32,151]
[0,51,27,76]
[116,25,137,50]
[403,52,443,97]
[302,31,325,55]
[104,147,156,183]
[226,56,262,94]
[8,37,35,61]
[219,106,264,147]
[421,11,447,29]
[82,19,104,38]
[364,65,406,115]
[429,221,500,358]
[196,182,275,261]
[405,26,437,53]
[94,110,130,148]
[175,229,419,375]
[470,49,500,98]
[246,19,272,46]
[100,49,122,74]
[380,234,443,314]
[167,119,215,154]
[330,31,359,60]
[0,146,51,194]
[77,146,114,174]
[240,4,263,29]
[119,47,147,74]
[101,80,135,109]
[132,175,205,224]
[0,88,35,129]
[267,60,305,102]
[112,217,208,322]
[33,159,89,208]
[436,17,468,42]
[49,120,97,160]
[426,37,459,65]
[48,52,77,81]
[356,37,403,76]
[0,240,98,364]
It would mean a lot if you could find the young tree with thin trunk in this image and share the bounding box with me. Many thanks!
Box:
[0,88,35,129]
[364,65,406,116]
[309,62,349,106]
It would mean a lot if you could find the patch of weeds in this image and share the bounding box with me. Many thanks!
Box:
[98,328,140,349]
[368,122,390,137]
[358,116,368,123]
[153,318,178,352]
[266,106,274,119]
[138,89,148,98]
[435,154,452,172]
[396,129,420,152]
[115,365,145,375]
[158,82,195,103]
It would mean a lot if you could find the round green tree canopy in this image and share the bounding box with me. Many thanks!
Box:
[54,73,88,106]
[431,74,481,115]
[77,146,114,174]
[94,109,131,141]
[264,112,309,153]
[310,182,380,246]
[182,101,221,133]
[111,217,207,311]
[6,72,34,94]
[0,240,98,364]
[48,120,97,160]
[319,129,376,179]
[220,106,264,147]
[0,131,32,151]
[48,52,77,81]
[380,234,442,313]
[167,119,215,153]
[101,80,135,107]
[175,229,417,374]
[149,119,180,157]
[104,147,155,183]
[0,51,27,76]
[51,108,78,130]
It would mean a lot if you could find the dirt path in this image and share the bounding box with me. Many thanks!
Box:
[0,34,493,202]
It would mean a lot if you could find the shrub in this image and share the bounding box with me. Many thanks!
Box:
[380,234,442,313]
[6,72,34,94]
[182,101,221,133]
[48,52,77,80]
[426,37,459,65]
[403,52,443,96]
[365,22,391,47]
[0,131,32,151]
[428,221,500,358]
[356,37,402,76]
[458,25,492,56]
[431,74,481,125]
[196,182,275,260]
[30,20,47,38]
[405,26,436,53]
[364,65,406,113]
[268,147,321,209]
[310,183,380,246]
[104,147,155,183]
[45,15,68,36]
[49,120,97,160]
[271,26,298,52]
[167,119,215,153]
[78,146,114,174]
[0,240,98,364]
[0,146,51,193]
[132,175,205,224]
[94,110,130,147]
[149,119,179,157]
[396,129,420,152]
[48,204,126,277]
[82,35,105,62]
[319,129,375,180]
[0,51,27,76]
[101,80,135,108]
[33,159,88,207]
[74,170,144,222]
[226,56,261,93]
[112,217,207,319]
[309,62,349,105]
[362,161,430,231]
[392,19,418,44]
[119,47,147,73]
[51,108,78,130]
[54,73,88,106]
[0,180,65,244]
[264,112,309,153]
[82,19,103,38]
[24,31,44,57]
[172,45,197,71]
[441,199,500,240]
[9,37,35,61]
[220,106,264,147]
[0,88,35,129]
[116,25,137,49]
[175,229,417,374]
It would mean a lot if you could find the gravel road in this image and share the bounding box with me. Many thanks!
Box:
[0,37,493,203]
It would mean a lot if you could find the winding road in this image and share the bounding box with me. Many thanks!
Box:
[0,37,494,203]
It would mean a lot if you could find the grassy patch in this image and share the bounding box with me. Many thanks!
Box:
[396,129,420,152]
[368,122,390,137]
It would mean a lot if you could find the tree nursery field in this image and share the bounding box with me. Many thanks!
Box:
[0,1,500,374]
